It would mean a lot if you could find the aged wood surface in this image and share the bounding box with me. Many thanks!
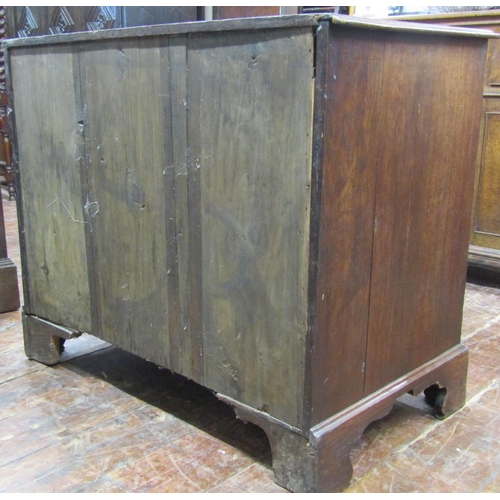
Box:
[23,312,81,365]
[10,45,91,330]
[302,19,329,429]
[395,13,500,276]
[9,25,315,427]
[220,344,468,493]
[7,15,489,492]
[188,28,314,427]
[328,14,494,37]
[4,14,492,51]
[364,34,486,394]
[4,15,321,49]
[166,36,194,376]
[78,37,178,369]
[310,26,385,425]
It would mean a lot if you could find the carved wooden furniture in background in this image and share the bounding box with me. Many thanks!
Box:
[6,6,200,36]
[1,6,200,201]
[0,6,15,201]
[6,15,490,492]
[0,193,19,312]
[393,10,500,273]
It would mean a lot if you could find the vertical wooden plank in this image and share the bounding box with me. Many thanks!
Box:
[309,27,385,426]
[79,37,178,369]
[429,39,487,366]
[365,35,486,394]
[73,42,101,346]
[168,36,195,376]
[10,44,91,331]
[188,28,314,427]
[185,33,205,384]
[302,20,329,430]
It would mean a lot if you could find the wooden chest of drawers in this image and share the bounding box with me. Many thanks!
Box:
[6,15,491,492]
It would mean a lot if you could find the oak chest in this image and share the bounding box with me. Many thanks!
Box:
[6,14,491,492]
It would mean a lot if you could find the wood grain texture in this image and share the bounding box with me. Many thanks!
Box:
[364,34,486,394]
[166,36,192,376]
[4,15,321,49]
[393,14,500,275]
[220,343,468,492]
[10,44,91,331]
[8,16,489,492]
[310,27,385,426]
[22,312,81,365]
[302,19,329,430]
[5,14,491,51]
[486,35,500,86]
[78,37,178,369]
[391,11,500,91]
[473,101,500,246]
[188,28,314,427]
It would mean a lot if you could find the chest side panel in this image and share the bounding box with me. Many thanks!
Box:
[365,34,486,394]
[310,27,385,425]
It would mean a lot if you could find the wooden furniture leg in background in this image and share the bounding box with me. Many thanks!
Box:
[0,118,15,201]
[0,192,19,312]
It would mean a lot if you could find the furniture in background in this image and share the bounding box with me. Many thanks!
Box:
[0,192,19,312]
[5,14,491,493]
[212,6,353,19]
[1,6,202,201]
[0,5,18,312]
[394,10,500,273]
[0,6,14,202]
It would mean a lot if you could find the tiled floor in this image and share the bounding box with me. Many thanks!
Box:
[1,189,500,493]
